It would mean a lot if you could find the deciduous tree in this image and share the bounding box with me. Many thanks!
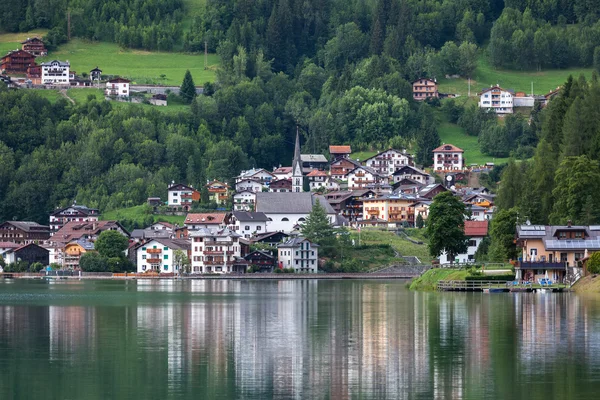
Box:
[426,192,468,263]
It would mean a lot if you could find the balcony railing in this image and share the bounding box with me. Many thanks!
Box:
[147,258,161,264]
[518,261,565,270]
[147,248,162,254]
[204,250,234,255]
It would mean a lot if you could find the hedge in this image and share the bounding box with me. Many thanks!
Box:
[465,275,515,281]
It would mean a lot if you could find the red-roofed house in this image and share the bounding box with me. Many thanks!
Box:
[184,213,231,230]
[105,77,130,97]
[329,145,351,160]
[433,144,464,171]
[439,220,489,264]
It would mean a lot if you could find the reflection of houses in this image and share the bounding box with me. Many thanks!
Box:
[49,204,100,233]
[277,237,318,273]
[105,77,130,97]
[21,38,47,56]
[134,238,190,273]
[439,221,488,264]
[206,180,230,205]
[433,144,465,171]
[515,223,600,282]
[0,221,51,245]
[167,183,200,211]
[190,228,247,273]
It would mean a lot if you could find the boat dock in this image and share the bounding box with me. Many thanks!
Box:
[437,280,569,292]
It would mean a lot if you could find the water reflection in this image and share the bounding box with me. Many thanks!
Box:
[1,280,600,399]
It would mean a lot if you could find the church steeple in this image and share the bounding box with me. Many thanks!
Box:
[292,126,303,193]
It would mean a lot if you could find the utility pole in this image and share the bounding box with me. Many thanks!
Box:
[204,41,208,70]
[531,81,534,96]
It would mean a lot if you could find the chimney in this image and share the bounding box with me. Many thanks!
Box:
[567,220,572,227]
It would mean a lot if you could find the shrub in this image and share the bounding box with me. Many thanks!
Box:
[587,252,600,274]
[465,274,515,281]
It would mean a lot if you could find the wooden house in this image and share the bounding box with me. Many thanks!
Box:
[21,38,47,56]
[1,50,35,74]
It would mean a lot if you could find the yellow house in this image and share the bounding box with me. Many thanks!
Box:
[63,239,95,269]
[362,195,416,225]
[516,223,600,283]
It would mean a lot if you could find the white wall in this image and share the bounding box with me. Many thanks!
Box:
[277,241,318,273]
[439,236,483,264]
[136,240,177,273]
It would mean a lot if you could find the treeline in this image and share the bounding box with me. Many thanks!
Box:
[489,8,600,70]
[495,75,600,226]
[0,0,183,51]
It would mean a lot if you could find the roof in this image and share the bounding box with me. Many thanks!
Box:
[189,227,240,238]
[301,154,328,163]
[307,169,328,177]
[245,250,275,260]
[66,238,95,251]
[392,165,429,176]
[147,238,190,251]
[274,167,292,174]
[107,77,130,83]
[252,231,290,242]
[51,204,99,216]
[516,224,600,251]
[185,213,227,225]
[412,78,437,84]
[362,149,412,163]
[255,193,336,214]
[480,85,513,95]
[41,60,69,67]
[52,221,129,245]
[465,221,488,237]
[278,237,318,248]
[232,212,269,222]
[0,242,20,249]
[168,183,198,192]
[130,229,172,240]
[21,37,44,44]
[1,49,35,60]
[0,221,49,232]
[329,145,351,154]
[433,144,464,153]
[7,243,49,254]
[237,168,275,179]
[349,165,381,176]
[90,66,102,72]
[418,183,447,197]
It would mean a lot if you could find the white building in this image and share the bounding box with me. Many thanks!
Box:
[135,239,190,273]
[277,237,319,273]
[439,221,488,264]
[235,168,275,185]
[190,228,247,274]
[167,183,199,211]
[235,179,263,193]
[105,77,130,98]
[184,213,229,230]
[41,60,70,85]
[346,166,387,190]
[391,165,434,185]
[49,204,100,233]
[363,149,414,175]
[228,212,269,239]
[255,192,337,233]
[479,85,513,114]
[307,170,328,190]
[433,144,464,171]
[273,167,293,181]
[233,191,257,211]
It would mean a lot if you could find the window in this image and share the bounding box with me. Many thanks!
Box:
[163,247,168,250]
[282,218,289,221]
[257,226,261,231]
[575,232,583,239]
[173,199,178,203]
[559,232,566,239]
[142,266,146,271]
[312,260,315,265]
[296,251,298,256]
[164,255,168,260]
[468,240,477,247]
[142,255,146,260]
[164,265,168,270]
[142,247,146,250]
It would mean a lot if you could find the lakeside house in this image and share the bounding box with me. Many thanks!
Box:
[277,237,319,273]
[134,238,190,273]
[228,212,269,239]
[2,243,49,268]
[190,228,248,274]
[244,250,276,272]
[439,221,489,264]
[0,221,50,245]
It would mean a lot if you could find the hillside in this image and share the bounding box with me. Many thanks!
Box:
[102,206,185,229]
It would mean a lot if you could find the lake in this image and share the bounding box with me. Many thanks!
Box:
[0,279,599,399]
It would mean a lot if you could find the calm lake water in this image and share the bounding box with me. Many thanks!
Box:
[1,279,600,399]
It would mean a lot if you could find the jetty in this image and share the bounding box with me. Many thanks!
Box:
[437,280,569,292]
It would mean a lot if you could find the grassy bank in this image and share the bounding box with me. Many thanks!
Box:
[102,205,185,228]
[409,268,469,291]
[571,275,600,294]
[349,228,431,262]
[0,29,48,55]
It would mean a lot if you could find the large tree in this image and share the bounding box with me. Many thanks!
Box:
[426,191,468,263]
[94,230,129,259]
[488,208,519,262]
[301,199,335,256]
[180,70,197,104]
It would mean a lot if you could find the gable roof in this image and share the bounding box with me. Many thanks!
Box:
[168,183,195,191]
[232,212,269,222]
[418,183,447,197]
[392,165,429,176]
[52,221,129,245]
[51,204,99,217]
[307,169,328,177]
[1,49,35,60]
[412,78,437,84]
[479,85,513,95]
[244,250,275,260]
[0,242,20,249]
[301,154,328,163]
[274,167,292,174]
[21,37,44,44]
[464,221,488,237]
[41,60,69,67]
[362,149,412,163]
[185,213,227,225]
[329,145,351,154]
[255,192,336,214]
[8,243,49,254]
[433,144,464,153]
[252,231,290,242]
[0,221,49,232]
[107,77,130,83]
[278,237,318,248]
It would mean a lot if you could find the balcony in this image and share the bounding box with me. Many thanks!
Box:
[147,258,161,264]
[367,209,380,214]
[518,261,565,270]
[181,194,193,199]
[204,250,234,255]
[147,248,162,254]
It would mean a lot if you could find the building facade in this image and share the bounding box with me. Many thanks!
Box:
[479,85,513,114]
[0,221,51,245]
[363,149,414,176]
[41,60,70,85]
[433,144,465,171]
[190,228,247,274]
[1,50,35,74]
[49,204,100,233]
[135,239,190,273]
[439,221,488,264]
[278,237,319,273]
[167,183,200,211]
[105,77,130,97]
[412,78,438,101]
[21,38,47,56]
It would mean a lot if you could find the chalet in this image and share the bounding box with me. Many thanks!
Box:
[21,38,47,57]
[269,179,292,192]
[417,183,448,200]
[330,157,361,179]
[62,239,95,269]
[190,228,247,274]
[184,213,230,230]
[346,166,387,190]
[363,149,414,176]
[167,183,200,211]
[515,223,600,283]
[277,237,319,273]
[105,77,130,97]
[412,78,438,101]
[26,64,41,84]
[479,85,513,114]
[134,238,190,274]
[307,169,328,190]
[255,192,337,233]
[301,154,328,171]
[50,221,129,250]
[49,204,100,233]
[362,195,418,226]
[251,231,289,247]
[90,67,102,82]
[433,144,465,171]
[233,191,257,211]
[391,165,433,185]
[41,60,70,85]
[463,193,495,208]
[244,250,276,272]
[324,190,375,223]
[273,167,293,180]
[2,243,49,268]
[228,212,269,239]
[392,178,425,195]
[235,179,263,193]
[0,221,50,245]
[439,221,488,264]
[206,180,230,205]
[329,145,352,160]
[1,50,35,74]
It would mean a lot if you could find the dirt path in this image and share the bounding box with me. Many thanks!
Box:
[59,89,75,104]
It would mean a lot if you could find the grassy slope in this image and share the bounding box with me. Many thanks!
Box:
[350,151,378,162]
[349,228,431,262]
[571,275,600,294]
[66,88,191,114]
[409,268,469,291]
[37,39,218,85]
[0,29,48,55]
[438,55,593,97]
[102,205,185,225]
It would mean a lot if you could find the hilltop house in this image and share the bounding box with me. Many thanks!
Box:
[134,238,190,273]
[329,145,352,160]
[21,38,47,57]
[1,50,35,74]
[433,144,464,171]
[277,237,319,273]
[363,149,414,176]
[190,228,247,274]
[412,78,438,101]
[49,204,100,233]
[479,85,513,114]
[0,221,51,245]
[105,77,130,97]
[167,183,200,211]
[90,67,102,82]
[439,221,488,264]
[41,60,70,85]
[184,213,230,230]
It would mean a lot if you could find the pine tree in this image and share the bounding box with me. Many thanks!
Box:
[301,199,335,255]
[180,70,196,104]
[416,214,424,229]
[415,104,441,167]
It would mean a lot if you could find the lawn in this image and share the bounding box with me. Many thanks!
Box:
[409,268,469,291]
[350,151,378,162]
[65,88,192,114]
[0,29,48,55]
[37,39,219,85]
[438,55,593,97]
[102,205,185,226]
[349,228,432,263]
[30,88,62,102]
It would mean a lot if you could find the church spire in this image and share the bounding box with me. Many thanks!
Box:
[292,125,303,193]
